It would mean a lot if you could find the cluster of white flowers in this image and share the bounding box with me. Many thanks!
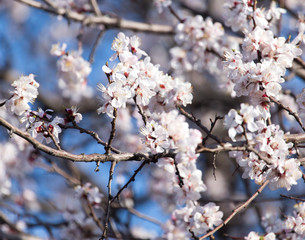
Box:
[161,202,223,239]
[244,231,275,240]
[224,30,302,110]
[170,15,238,96]
[224,1,285,32]
[225,103,302,190]
[21,108,63,144]
[21,107,82,144]
[97,33,222,238]
[75,182,104,208]
[97,32,192,118]
[254,202,305,239]
[171,15,227,73]
[50,43,93,103]
[5,74,39,116]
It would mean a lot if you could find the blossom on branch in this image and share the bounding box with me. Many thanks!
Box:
[6,74,39,116]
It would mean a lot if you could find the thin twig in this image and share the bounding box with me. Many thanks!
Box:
[202,115,223,145]
[199,180,269,240]
[280,194,305,202]
[269,96,305,132]
[127,207,163,226]
[89,29,105,64]
[105,108,117,154]
[134,96,148,126]
[173,157,184,187]
[111,160,149,202]
[90,0,101,16]
[101,161,117,239]
[179,106,223,145]
[60,122,121,154]
[0,100,6,107]
[168,5,183,22]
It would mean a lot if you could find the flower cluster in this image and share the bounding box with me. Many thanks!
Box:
[224,30,302,110]
[161,202,223,239]
[98,32,192,118]
[75,183,104,208]
[21,108,64,144]
[223,1,303,109]
[170,15,238,96]
[5,74,39,116]
[244,231,275,240]
[251,202,305,239]
[51,43,93,103]
[224,1,285,32]
[225,103,302,190]
[172,15,227,73]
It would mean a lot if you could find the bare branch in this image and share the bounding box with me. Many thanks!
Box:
[14,0,174,34]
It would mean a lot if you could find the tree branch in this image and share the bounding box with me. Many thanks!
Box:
[14,0,174,34]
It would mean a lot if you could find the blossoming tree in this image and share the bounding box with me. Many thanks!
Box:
[1,0,305,239]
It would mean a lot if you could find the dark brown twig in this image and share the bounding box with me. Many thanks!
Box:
[269,96,305,132]
[178,106,223,145]
[280,194,305,202]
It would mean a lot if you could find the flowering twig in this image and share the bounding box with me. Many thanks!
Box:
[0,115,174,163]
[199,180,269,240]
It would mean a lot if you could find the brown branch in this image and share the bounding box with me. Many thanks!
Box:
[105,108,117,154]
[14,0,174,34]
[202,115,223,145]
[179,106,223,145]
[0,115,174,163]
[280,194,305,202]
[59,122,121,154]
[168,5,183,22]
[126,207,163,226]
[101,161,117,239]
[134,97,148,126]
[199,180,269,240]
[269,96,305,132]
[111,160,149,203]
[90,0,101,16]
[89,29,105,64]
